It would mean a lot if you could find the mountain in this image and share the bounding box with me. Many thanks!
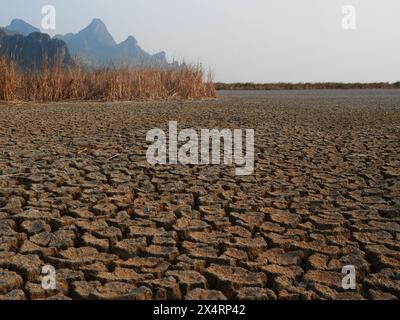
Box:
[1,18,176,70]
[0,28,73,70]
[5,19,40,36]
[55,18,173,68]
[56,18,116,60]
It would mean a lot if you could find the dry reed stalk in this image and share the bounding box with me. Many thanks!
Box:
[0,58,216,102]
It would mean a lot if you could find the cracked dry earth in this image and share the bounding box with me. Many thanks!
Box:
[0,89,399,300]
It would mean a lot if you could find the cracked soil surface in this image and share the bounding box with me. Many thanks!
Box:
[0,90,399,300]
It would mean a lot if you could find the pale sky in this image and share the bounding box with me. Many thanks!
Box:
[1,0,399,83]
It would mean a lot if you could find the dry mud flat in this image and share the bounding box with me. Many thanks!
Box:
[0,89,399,300]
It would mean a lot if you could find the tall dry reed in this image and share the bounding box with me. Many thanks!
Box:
[0,57,216,102]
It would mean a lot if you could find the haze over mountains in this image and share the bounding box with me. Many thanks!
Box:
[55,19,173,68]
[0,18,176,70]
[0,26,73,70]
[5,18,40,36]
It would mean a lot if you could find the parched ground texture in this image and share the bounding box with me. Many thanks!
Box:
[0,90,399,300]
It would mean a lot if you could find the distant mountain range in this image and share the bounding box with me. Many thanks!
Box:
[6,18,40,36]
[55,19,173,68]
[0,26,73,70]
[1,18,176,70]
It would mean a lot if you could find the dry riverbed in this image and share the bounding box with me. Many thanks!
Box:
[0,90,399,300]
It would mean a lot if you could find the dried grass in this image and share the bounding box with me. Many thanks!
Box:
[0,57,216,102]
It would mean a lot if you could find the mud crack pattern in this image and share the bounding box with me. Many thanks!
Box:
[0,90,399,300]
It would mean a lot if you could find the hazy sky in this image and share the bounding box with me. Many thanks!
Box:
[1,0,399,83]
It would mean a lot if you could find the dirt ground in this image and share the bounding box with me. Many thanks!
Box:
[0,90,399,300]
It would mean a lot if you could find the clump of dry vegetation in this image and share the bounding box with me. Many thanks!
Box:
[0,57,216,102]
[0,57,19,101]
[215,82,400,90]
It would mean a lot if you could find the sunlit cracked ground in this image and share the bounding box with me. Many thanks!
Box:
[0,90,399,300]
